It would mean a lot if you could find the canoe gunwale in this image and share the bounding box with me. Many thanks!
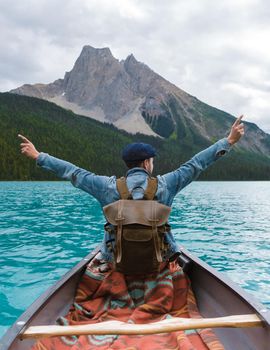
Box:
[179,246,270,325]
[0,246,100,350]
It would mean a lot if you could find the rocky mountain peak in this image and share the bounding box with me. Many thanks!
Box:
[123,53,146,73]
[71,45,117,74]
[124,53,137,64]
[80,45,114,60]
[62,46,121,107]
[9,45,270,157]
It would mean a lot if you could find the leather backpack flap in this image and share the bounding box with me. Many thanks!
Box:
[103,200,171,226]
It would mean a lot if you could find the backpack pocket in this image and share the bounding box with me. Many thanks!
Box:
[123,225,153,242]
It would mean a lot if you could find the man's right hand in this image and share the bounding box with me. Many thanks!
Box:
[227,115,245,145]
[18,134,40,160]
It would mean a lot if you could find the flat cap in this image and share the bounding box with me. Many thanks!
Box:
[122,142,156,162]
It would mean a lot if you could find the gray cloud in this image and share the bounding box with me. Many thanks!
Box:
[0,0,269,132]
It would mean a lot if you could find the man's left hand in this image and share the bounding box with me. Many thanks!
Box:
[18,134,40,160]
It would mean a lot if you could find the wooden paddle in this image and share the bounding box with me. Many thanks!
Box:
[21,314,263,339]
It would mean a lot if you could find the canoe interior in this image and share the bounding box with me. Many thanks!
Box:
[180,247,270,350]
[0,249,99,350]
[5,272,82,350]
[1,245,270,350]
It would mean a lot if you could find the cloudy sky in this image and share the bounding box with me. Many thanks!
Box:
[1,0,270,132]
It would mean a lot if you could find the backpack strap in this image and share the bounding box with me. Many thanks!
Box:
[115,200,124,263]
[150,201,163,262]
[116,176,158,200]
[116,177,132,199]
[143,177,158,200]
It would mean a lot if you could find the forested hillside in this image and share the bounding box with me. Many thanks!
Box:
[1,92,270,181]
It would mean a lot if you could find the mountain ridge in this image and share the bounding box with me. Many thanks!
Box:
[10,45,270,157]
[2,92,270,181]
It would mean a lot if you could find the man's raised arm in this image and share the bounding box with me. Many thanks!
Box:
[162,115,245,196]
[18,134,109,201]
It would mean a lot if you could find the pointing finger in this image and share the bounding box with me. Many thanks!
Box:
[233,115,244,127]
[18,134,30,143]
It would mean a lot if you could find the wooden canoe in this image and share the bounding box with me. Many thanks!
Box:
[1,245,269,350]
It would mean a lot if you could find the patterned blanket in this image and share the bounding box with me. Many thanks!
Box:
[32,255,224,350]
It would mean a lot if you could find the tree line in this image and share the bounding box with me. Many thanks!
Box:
[1,92,270,181]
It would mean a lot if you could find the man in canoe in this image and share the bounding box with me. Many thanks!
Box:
[18,115,244,268]
[18,116,244,350]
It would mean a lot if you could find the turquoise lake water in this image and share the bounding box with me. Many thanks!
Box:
[0,181,270,338]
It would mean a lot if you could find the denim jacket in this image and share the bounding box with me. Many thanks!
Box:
[36,138,231,261]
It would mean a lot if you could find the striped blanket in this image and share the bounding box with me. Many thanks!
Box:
[32,255,224,350]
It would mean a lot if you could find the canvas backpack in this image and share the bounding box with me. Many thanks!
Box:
[103,176,171,275]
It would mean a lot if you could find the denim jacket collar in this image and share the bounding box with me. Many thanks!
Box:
[126,167,152,177]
